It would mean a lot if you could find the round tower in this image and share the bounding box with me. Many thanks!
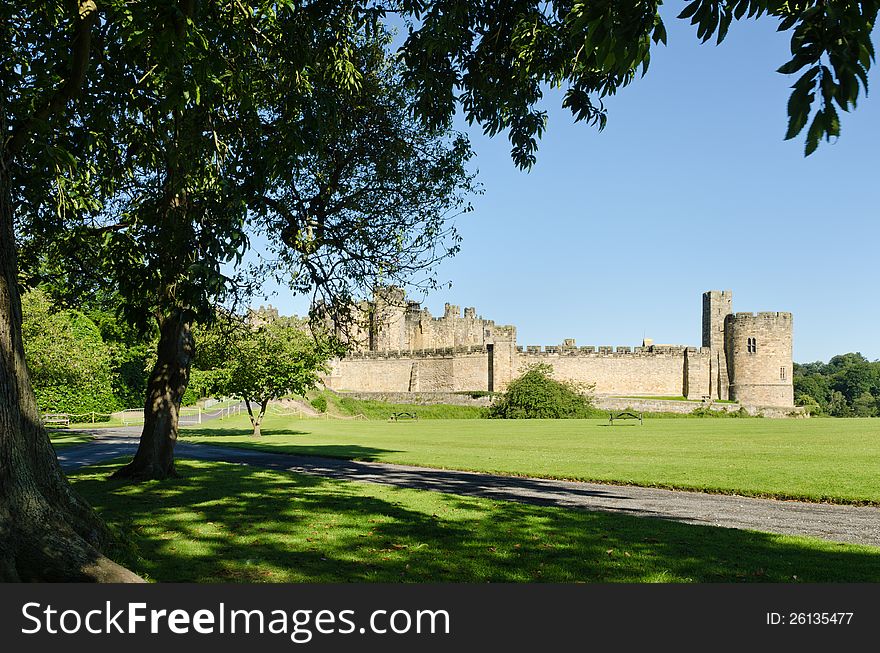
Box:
[725,312,793,407]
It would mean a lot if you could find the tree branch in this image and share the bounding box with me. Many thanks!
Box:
[5,1,99,159]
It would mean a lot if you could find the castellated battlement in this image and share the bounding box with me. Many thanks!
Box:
[346,345,489,360]
[326,289,794,409]
[730,311,792,321]
[514,345,710,357]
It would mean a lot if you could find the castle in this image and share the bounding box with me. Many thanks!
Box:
[324,289,794,408]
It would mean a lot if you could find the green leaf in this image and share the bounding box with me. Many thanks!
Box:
[678,0,702,20]
[717,11,732,45]
[804,110,824,156]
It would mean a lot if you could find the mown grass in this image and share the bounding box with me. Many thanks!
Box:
[70,459,880,583]
[182,416,880,504]
[49,430,94,448]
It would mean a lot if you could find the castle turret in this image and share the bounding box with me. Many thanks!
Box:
[371,286,407,351]
[702,290,732,400]
[726,312,793,407]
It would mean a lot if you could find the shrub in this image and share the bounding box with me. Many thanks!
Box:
[795,393,821,416]
[21,289,118,414]
[310,395,328,413]
[488,363,596,419]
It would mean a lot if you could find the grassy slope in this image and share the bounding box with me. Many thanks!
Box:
[70,459,880,583]
[325,392,487,419]
[183,416,880,504]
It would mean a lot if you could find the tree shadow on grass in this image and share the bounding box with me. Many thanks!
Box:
[178,442,401,463]
[184,427,313,438]
[70,459,880,584]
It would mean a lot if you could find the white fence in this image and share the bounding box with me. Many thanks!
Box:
[40,399,245,427]
[113,404,243,426]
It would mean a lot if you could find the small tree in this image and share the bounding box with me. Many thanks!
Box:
[211,320,333,436]
[489,363,596,419]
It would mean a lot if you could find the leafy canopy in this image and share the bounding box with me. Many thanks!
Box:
[400,0,877,165]
[794,352,880,416]
[199,317,335,416]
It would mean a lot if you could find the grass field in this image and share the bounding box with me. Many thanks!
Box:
[70,459,880,582]
[183,416,880,504]
[49,431,94,448]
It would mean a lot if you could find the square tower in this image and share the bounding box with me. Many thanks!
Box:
[702,290,732,400]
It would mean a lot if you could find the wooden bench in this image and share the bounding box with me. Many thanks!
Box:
[389,411,418,422]
[42,413,71,427]
[609,411,642,425]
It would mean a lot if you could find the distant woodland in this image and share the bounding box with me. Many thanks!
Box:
[794,354,880,416]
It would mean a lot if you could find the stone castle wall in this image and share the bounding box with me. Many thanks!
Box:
[327,344,712,398]
[326,349,490,393]
[516,346,708,397]
[727,312,794,406]
[325,290,795,408]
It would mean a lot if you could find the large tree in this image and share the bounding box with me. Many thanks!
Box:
[39,12,478,480]
[1,0,142,581]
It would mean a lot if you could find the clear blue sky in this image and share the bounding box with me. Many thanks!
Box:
[256,11,879,364]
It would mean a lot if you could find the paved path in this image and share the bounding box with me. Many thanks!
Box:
[57,429,880,547]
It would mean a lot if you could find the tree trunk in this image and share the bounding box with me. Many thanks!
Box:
[244,398,263,437]
[0,170,143,582]
[112,313,194,480]
[253,401,268,437]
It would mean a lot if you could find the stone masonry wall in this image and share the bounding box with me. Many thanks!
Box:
[727,312,794,406]
[328,289,795,409]
[517,348,690,396]
[703,290,732,400]
[331,346,706,396]
[684,347,711,399]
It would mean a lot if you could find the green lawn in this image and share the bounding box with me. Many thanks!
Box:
[182,416,880,504]
[70,459,880,583]
[49,431,94,448]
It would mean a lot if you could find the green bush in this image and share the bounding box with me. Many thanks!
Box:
[21,289,119,414]
[310,395,328,413]
[795,393,822,416]
[488,363,597,419]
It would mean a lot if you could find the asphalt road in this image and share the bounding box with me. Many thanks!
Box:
[57,428,880,548]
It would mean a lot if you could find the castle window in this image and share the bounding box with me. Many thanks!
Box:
[780,367,786,381]
[747,337,757,354]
